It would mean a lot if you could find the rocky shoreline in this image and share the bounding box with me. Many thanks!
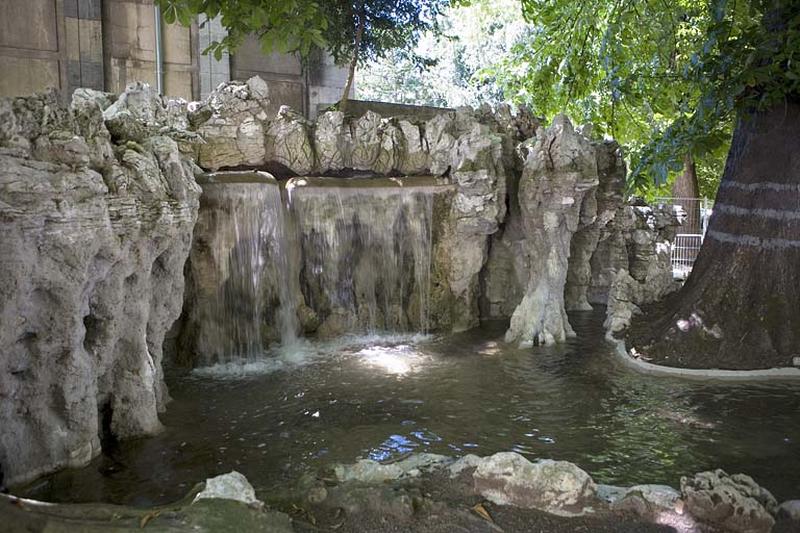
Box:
[3,452,799,532]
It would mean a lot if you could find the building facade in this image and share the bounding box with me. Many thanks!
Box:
[0,0,349,118]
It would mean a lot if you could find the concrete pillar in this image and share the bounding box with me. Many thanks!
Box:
[198,16,230,100]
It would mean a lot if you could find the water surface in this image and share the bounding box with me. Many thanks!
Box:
[23,311,800,506]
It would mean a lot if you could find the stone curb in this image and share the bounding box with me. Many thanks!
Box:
[609,338,800,381]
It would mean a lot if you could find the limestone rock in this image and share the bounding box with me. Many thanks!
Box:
[437,119,508,331]
[506,115,598,346]
[350,111,401,174]
[193,471,263,507]
[351,110,384,171]
[103,82,183,143]
[334,454,450,484]
[425,113,457,175]
[0,92,199,486]
[604,204,680,336]
[397,120,429,175]
[265,106,315,175]
[610,484,682,516]
[471,452,596,515]
[314,111,351,172]
[197,77,271,170]
[448,454,483,477]
[776,500,800,526]
[565,140,627,310]
[681,469,777,533]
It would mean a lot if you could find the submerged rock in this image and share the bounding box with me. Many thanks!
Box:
[681,469,777,533]
[2,473,292,532]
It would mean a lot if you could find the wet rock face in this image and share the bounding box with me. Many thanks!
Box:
[0,86,201,486]
[681,470,777,533]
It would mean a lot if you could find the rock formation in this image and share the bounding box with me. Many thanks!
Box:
[505,116,599,346]
[681,469,778,533]
[0,85,201,486]
[0,76,681,485]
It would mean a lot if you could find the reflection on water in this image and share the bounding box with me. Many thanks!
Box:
[21,310,800,506]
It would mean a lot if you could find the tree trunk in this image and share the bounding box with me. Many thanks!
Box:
[628,99,800,369]
[339,2,365,115]
[672,153,702,233]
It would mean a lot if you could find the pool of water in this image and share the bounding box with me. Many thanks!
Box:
[21,310,800,506]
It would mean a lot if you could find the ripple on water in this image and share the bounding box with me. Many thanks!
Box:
[19,313,800,505]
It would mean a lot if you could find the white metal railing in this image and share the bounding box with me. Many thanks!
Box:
[671,233,703,280]
[653,197,714,279]
[653,197,714,235]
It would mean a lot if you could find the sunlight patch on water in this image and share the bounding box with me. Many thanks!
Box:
[356,344,430,375]
[191,332,434,379]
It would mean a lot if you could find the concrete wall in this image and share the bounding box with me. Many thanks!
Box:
[197,16,229,100]
[0,0,69,97]
[103,0,199,100]
[0,0,350,117]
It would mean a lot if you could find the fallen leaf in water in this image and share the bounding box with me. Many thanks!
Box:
[139,511,159,528]
[472,502,493,522]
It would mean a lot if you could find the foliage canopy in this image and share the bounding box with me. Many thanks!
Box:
[490,0,800,194]
[157,0,458,81]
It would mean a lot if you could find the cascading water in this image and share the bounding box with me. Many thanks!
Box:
[286,177,436,336]
[184,173,444,366]
[189,172,298,365]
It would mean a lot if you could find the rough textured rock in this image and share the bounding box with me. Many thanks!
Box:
[435,115,508,331]
[397,119,429,175]
[609,484,682,516]
[333,454,450,484]
[265,105,315,175]
[604,204,680,336]
[471,452,597,515]
[314,111,351,172]
[681,469,777,533]
[0,86,200,486]
[776,500,800,528]
[506,116,598,345]
[194,471,262,507]
[351,110,391,172]
[103,82,191,143]
[196,77,271,170]
[565,140,627,310]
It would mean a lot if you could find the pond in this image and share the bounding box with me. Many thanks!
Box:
[21,310,800,506]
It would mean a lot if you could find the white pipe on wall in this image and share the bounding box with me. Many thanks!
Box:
[154,3,164,94]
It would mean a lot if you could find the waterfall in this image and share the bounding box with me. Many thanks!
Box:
[192,173,298,364]
[187,173,440,366]
[286,177,434,335]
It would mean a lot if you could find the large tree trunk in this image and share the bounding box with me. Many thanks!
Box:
[339,2,364,115]
[672,154,702,233]
[628,99,800,369]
